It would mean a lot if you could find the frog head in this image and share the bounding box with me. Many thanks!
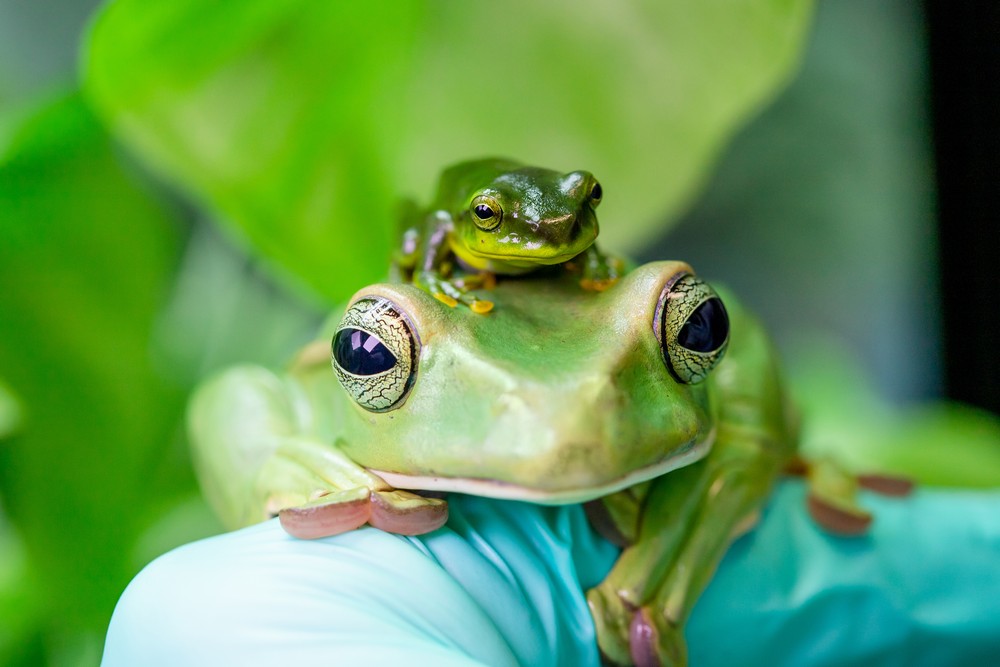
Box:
[328,261,731,504]
[435,158,603,271]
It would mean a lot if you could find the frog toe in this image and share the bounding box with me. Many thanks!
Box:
[468,298,494,314]
[586,585,634,667]
[579,277,619,292]
[806,493,873,536]
[630,608,687,667]
[433,292,460,308]
[278,487,371,539]
[858,473,914,496]
[369,490,448,535]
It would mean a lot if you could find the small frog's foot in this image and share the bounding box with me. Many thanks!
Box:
[579,277,620,292]
[419,272,494,314]
[587,585,635,667]
[579,250,626,292]
[279,488,447,539]
[629,608,687,667]
[454,271,497,292]
[433,291,494,314]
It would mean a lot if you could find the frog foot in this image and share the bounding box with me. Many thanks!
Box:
[788,456,913,536]
[419,271,494,314]
[579,277,620,292]
[586,585,635,667]
[628,608,687,667]
[279,488,448,539]
[578,248,626,292]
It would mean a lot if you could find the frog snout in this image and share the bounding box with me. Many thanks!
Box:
[536,212,581,242]
[481,374,639,481]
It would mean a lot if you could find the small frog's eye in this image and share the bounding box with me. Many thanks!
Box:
[470,195,503,231]
[589,181,603,207]
[331,297,419,411]
[654,273,730,384]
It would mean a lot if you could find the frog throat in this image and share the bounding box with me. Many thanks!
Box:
[449,236,585,272]
[369,428,715,506]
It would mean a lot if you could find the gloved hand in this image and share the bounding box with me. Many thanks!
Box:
[102,481,1000,666]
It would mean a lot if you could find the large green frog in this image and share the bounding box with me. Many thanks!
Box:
[189,162,895,665]
[190,253,800,665]
[393,157,623,313]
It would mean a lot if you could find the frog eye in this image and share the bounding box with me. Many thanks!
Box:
[331,297,419,411]
[654,273,730,384]
[589,181,603,207]
[470,195,503,231]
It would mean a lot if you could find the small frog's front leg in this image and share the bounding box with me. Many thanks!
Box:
[188,365,447,538]
[577,244,626,292]
[407,211,494,314]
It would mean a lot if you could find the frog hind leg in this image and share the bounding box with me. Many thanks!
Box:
[789,456,913,536]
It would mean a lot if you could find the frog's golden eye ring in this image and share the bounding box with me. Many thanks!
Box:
[589,180,603,207]
[470,195,503,231]
[654,273,730,384]
[331,297,419,412]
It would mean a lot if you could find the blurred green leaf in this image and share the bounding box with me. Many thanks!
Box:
[792,342,1000,488]
[0,92,192,642]
[0,506,42,666]
[0,380,23,439]
[84,0,813,303]
[153,222,323,386]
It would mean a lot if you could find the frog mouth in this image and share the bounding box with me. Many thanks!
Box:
[468,248,584,265]
[369,428,715,505]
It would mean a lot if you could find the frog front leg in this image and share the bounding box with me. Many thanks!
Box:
[188,365,447,538]
[588,435,785,667]
[577,243,626,292]
[403,211,494,314]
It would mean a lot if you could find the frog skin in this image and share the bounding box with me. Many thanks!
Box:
[190,258,807,666]
[393,157,624,313]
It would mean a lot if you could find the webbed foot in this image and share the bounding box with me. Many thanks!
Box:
[587,584,634,666]
[789,456,913,536]
[260,439,448,539]
[578,245,625,292]
[418,270,494,314]
[628,608,687,667]
[279,488,447,538]
[587,585,690,667]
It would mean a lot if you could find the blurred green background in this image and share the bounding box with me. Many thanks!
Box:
[0,1,997,665]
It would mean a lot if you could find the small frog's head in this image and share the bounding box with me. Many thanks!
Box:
[437,158,602,270]
[328,261,732,505]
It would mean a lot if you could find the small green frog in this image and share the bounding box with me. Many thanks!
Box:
[190,258,797,666]
[393,158,623,313]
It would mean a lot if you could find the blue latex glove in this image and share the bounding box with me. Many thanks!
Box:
[102,482,1000,666]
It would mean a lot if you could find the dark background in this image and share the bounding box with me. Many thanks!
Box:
[926,0,1000,415]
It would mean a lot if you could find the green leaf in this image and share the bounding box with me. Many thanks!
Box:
[792,343,1000,488]
[0,380,23,439]
[84,0,813,303]
[0,92,191,638]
